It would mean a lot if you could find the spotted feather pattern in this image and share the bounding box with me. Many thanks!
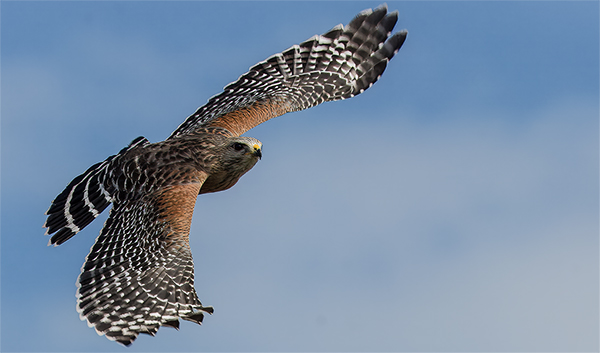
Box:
[170,4,407,138]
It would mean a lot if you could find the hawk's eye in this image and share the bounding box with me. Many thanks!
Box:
[233,143,245,151]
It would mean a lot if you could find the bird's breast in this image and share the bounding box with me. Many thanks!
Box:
[199,171,243,194]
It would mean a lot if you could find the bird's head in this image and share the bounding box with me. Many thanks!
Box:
[200,136,263,194]
[218,136,263,171]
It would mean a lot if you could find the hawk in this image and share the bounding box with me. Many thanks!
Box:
[44,4,407,346]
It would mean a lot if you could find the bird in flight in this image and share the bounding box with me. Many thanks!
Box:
[44,4,407,346]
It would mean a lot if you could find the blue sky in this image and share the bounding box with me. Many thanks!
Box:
[2,1,598,351]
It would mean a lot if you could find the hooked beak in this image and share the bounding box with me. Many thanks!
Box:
[253,145,262,159]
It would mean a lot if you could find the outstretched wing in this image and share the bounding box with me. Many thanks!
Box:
[169,4,407,138]
[77,174,213,346]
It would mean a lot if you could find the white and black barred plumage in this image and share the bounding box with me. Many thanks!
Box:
[76,178,210,343]
[45,5,407,346]
[45,137,150,246]
[170,5,406,137]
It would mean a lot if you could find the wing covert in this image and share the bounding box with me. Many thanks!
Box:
[169,4,407,138]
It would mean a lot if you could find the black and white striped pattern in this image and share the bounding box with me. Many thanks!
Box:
[77,193,211,346]
[45,137,149,246]
[47,131,225,346]
[170,4,407,138]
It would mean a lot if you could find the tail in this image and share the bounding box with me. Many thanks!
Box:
[44,137,149,246]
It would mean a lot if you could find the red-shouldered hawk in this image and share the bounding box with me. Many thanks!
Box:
[44,4,407,346]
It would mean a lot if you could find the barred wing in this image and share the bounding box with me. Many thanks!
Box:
[77,178,213,346]
[169,4,407,138]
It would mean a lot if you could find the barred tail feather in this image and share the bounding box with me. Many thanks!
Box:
[44,160,114,246]
[45,136,149,246]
